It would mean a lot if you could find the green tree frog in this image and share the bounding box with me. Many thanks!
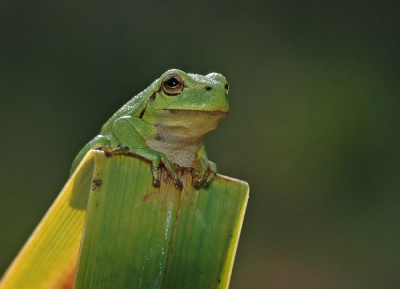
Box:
[70,69,230,189]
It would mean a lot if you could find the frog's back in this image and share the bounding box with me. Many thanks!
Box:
[100,79,158,134]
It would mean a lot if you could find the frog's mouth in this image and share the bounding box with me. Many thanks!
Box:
[155,109,228,136]
[167,109,228,115]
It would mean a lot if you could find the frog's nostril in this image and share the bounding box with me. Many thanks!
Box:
[205,86,212,91]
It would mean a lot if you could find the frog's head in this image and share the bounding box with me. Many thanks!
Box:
[142,69,230,136]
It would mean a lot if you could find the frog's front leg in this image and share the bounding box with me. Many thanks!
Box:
[194,144,217,189]
[112,116,182,187]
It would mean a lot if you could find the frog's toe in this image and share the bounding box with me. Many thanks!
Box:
[150,163,161,187]
[122,147,182,188]
[152,179,160,187]
[204,171,216,186]
[201,181,211,189]
[174,180,183,188]
[194,176,212,190]
[113,145,130,155]
[194,176,203,189]
[193,159,217,189]
[202,170,216,189]
[170,172,182,188]
[193,167,205,189]
[101,146,114,156]
[158,153,182,187]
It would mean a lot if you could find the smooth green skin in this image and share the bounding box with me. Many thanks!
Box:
[70,69,230,188]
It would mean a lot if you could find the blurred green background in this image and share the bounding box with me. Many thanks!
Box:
[1,1,399,288]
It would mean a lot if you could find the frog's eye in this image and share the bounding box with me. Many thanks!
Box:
[225,82,229,95]
[161,74,184,96]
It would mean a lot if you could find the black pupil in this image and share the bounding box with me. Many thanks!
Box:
[166,77,179,87]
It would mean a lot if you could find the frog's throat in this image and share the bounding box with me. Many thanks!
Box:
[151,109,228,137]
[145,127,203,168]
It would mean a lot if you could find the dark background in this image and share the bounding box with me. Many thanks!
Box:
[1,1,399,288]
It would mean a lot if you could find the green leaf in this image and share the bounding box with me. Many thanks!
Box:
[75,151,248,288]
[0,151,248,289]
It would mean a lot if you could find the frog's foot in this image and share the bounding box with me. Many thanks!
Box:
[193,158,217,189]
[112,145,130,155]
[99,145,113,156]
[99,145,130,157]
[133,148,182,188]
